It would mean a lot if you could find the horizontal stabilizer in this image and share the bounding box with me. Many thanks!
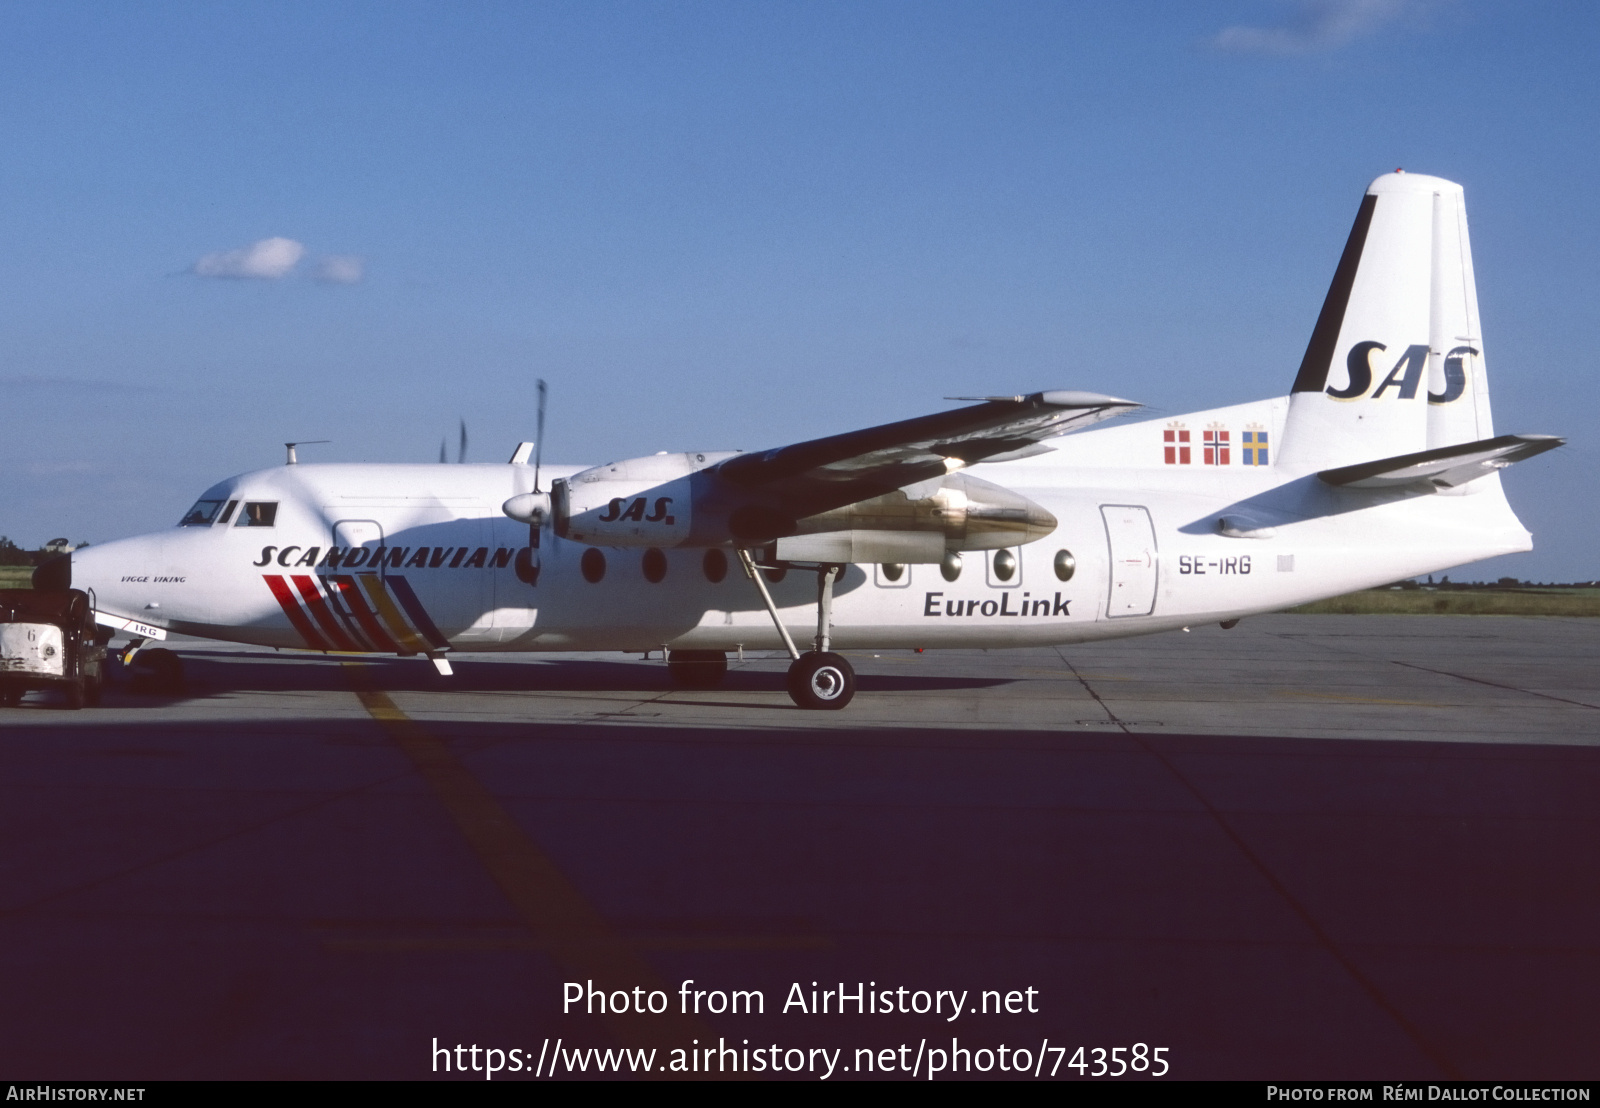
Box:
[1318,434,1563,490]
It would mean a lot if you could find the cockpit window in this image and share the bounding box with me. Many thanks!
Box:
[217,499,238,524]
[238,502,278,527]
[179,499,225,526]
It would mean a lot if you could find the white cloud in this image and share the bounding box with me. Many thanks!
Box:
[1212,0,1441,55]
[314,254,365,284]
[192,236,306,279]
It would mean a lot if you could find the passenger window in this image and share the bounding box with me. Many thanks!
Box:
[238,502,278,527]
[875,563,911,588]
[179,500,225,526]
[989,549,1019,586]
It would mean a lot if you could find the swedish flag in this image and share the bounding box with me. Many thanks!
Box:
[1242,430,1268,466]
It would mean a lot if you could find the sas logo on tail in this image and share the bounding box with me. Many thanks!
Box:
[1327,342,1475,403]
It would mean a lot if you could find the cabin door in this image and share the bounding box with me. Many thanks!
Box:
[1101,504,1158,617]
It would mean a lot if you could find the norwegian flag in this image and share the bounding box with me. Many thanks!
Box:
[1204,428,1230,466]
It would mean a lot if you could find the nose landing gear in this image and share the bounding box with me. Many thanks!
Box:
[737,550,856,710]
[123,641,184,695]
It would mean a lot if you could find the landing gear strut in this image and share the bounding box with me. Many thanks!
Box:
[738,551,855,710]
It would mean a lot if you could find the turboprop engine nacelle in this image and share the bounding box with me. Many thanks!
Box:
[776,474,1057,562]
[531,448,1058,557]
[550,451,738,546]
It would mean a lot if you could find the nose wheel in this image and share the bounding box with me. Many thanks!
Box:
[786,651,856,710]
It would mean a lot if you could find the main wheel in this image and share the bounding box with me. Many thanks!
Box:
[64,679,85,710]
[786,651,856,710]
[668,650,728,689]
[0,684,22,708]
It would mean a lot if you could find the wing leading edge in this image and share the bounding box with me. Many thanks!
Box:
[716,390,1138,509]
[544,390,1140,548]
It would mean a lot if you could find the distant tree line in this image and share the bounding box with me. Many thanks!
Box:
[0,537,86,567]
[1395,575,1600,590]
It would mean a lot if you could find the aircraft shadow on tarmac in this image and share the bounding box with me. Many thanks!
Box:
[2,712,1598,1078]
[5,651,1013,708]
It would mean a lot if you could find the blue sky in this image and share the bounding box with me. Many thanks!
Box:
[2,1,1596,580]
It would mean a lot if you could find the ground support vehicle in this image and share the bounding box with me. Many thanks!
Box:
[0,589,106,709]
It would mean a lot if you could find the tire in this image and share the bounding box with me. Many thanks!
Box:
[130,648,184,695]
[0,685,22,708]
[84,672,104,707]
[64,679,85,711]
[668,650,727,689]
[786,651,856,710]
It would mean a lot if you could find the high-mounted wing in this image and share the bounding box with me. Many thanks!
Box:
[715,390,1138,512]
[543,390,1140,548]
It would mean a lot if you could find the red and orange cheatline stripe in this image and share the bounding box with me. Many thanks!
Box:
[263,573,450,655]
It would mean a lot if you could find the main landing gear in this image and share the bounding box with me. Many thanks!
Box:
[738,551,856,710]
[785,650,855,711]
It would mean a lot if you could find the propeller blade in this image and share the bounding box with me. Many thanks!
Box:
[534,378,547,492]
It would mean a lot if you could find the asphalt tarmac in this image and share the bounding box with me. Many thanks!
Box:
[1,614,1596,1080]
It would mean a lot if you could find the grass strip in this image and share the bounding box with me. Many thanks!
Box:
[1288,589,1600,616]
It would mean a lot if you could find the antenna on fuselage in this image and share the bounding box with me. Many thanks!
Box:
[285,440,330,465]
[533,378,548,492]
[458,419,468,464]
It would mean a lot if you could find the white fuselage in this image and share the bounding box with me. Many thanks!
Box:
[72,397,1533,656]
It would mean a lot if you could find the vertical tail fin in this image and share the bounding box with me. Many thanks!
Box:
[1425,182,1494,449]
[1279,172,1493,471]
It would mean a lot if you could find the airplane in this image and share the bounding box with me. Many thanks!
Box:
[46,171,1561,710]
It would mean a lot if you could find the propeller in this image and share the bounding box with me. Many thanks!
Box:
[533,378,547,492]
[503,379,551,587]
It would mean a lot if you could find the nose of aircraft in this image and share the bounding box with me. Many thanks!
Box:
[68,530,221,635]
[68,536,149,619]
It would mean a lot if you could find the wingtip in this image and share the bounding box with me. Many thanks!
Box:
[1037,390,1141,409]
[944,391,1141,409]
